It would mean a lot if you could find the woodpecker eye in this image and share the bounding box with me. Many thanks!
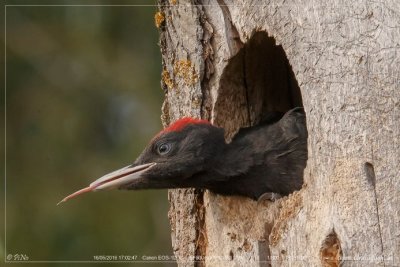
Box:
[157,143,172,155]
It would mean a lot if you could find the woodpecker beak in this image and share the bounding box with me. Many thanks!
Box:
[57,162,156,205]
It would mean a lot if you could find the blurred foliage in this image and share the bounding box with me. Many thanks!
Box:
[2,1,175,265]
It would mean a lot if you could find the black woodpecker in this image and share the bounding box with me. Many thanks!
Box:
[58,107,307,204]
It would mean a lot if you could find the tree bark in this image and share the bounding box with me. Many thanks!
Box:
[157,1,400,266]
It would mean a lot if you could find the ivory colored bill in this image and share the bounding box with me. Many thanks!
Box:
[57,163,156,205]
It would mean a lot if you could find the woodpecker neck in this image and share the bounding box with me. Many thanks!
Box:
[214,141,252,176]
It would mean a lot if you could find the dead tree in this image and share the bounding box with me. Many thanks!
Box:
[157,1,399,266]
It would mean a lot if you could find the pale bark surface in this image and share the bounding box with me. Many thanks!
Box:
[158,1,400,266]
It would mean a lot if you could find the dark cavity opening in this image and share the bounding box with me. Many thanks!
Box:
[213,31,307,198]
[214,31,303,136]
[364,162,376,187]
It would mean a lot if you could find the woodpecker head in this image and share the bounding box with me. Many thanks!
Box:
[58,118,225,204]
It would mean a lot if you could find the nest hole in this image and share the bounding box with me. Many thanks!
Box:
[214,31,303,136]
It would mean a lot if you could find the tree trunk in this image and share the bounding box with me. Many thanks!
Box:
[157,1,400,266]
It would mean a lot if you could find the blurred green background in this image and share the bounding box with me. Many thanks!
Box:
[3,0,174,265]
